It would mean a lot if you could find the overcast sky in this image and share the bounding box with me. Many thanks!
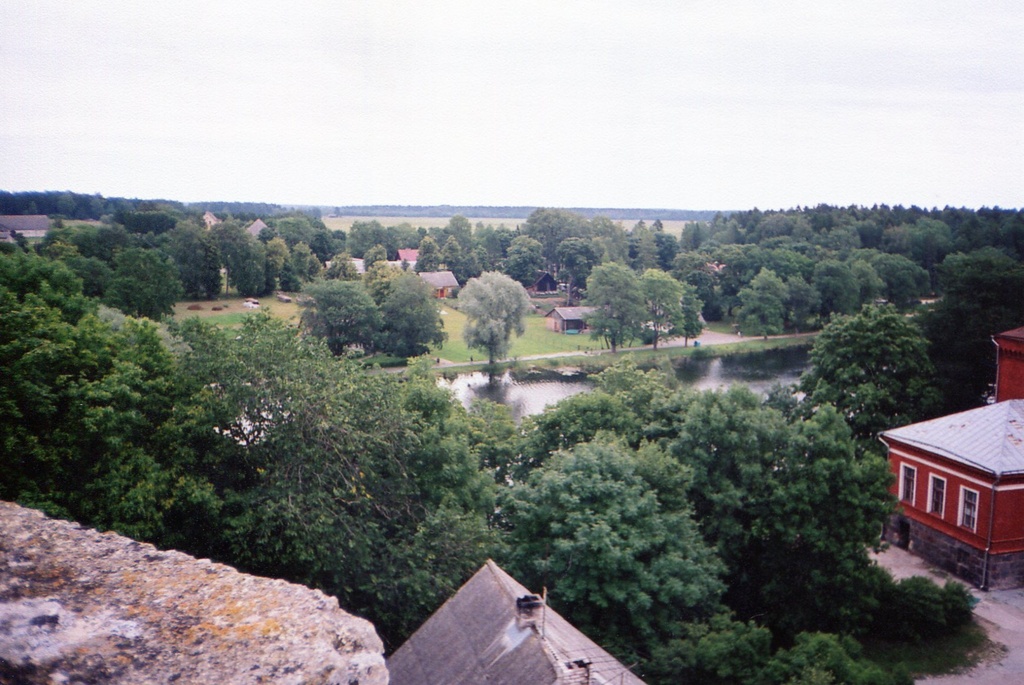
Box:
[2,1,1022,211]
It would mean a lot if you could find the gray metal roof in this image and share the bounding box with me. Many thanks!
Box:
[881,400,1024,476]
[387,560,645,685]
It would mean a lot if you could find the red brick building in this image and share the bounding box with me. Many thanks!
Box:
[995,326,1024,403]
[881,326,1024,588]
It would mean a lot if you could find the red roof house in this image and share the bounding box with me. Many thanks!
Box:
[881,326,1024,588]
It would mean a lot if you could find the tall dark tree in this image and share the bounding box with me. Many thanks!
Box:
[104,248,183,320]
[168,222,222,299]
[585,262,645,353]
[300,279,381,354]
[800,304,940,444]
[920,248,1024,412]
[378,271,446,358]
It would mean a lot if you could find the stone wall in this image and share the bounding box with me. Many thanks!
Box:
[885,513,1024,590]
[0,502,388,684]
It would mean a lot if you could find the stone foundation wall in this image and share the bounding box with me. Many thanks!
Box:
[885,514,1024,589]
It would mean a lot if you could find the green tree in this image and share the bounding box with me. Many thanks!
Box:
[415,235,442,273]
[167,222,222,299]
[812,260,858,317]
[868,252,929,310]
[174,315,496,647]
[920,248,1024,412]
[501,439,725,664]
[739,268,787,338]
[323,251,361,280]
[556,236,600,305]
[660,387,894,641]
[263,236,290,290]
[212,222,266,297]
[290,241,322,282]
[641,268,685,350]
[522,208,589,271]
[104,248,183,320]
[678,280,705,345]
[300,279,381,354]
[363,244,388,270]
[378,271,446,358]
[502,235,545,286]
[784,276,819,332]
[800,304,940,444]
[517,391,642,478]
[585,262,645,352]
[458,271,532,365]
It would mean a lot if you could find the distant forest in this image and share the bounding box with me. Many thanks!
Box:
[0,191,719,222]
[317,204,722,221]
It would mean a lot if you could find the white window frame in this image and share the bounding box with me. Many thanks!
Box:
[900,464,917,505]
[959,487,979,532]
[929,475,946,517]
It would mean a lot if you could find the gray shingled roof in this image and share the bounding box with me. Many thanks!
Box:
[387,560,645,685]
[547,306,597,321]
[881,400,1024,476]
[0,215,50,235]
[418,270,459,288]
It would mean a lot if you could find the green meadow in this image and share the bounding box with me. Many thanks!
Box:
[431,305,604,363]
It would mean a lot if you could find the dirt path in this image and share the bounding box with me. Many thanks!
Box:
[873,547,1024,682]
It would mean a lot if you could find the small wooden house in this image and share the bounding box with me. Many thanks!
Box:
[527,271,558,294]
[545,306,596,334]
[418,270,459,298]
[387,560,645,685]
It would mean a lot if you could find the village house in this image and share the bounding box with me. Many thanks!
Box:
[418,270,459,298]
[396,248,418,270]
[0,214,51,239]
[387,560,645,685]
[881,326,1024,589]
[527,271,558,294]
[202,211,221,228]
[546,306,596,334]
[245,218,269,237]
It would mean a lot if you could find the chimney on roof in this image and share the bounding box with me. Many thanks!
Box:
[515,594,544,629]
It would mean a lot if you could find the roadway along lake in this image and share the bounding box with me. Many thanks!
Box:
[441,346,811,423]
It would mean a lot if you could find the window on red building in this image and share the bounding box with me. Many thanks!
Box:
[929,476,946,516]
[900,465,916,504]
[960,488,979,531]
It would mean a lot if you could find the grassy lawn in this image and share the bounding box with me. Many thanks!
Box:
[171,296,301,327]
[862,621,995,678]
[432,305,603,363]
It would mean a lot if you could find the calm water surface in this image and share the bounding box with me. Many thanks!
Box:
[442,347,810,422]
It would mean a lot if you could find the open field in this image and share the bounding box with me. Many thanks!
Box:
[171,296,301,327]
[322,215,697,238]
[322,216,526,232]
[432,305,603,363]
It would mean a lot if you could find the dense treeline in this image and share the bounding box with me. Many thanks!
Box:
[2,246,991,684]
[6,193,1023,409]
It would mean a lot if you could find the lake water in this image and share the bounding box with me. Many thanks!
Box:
[442,346,811,422]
